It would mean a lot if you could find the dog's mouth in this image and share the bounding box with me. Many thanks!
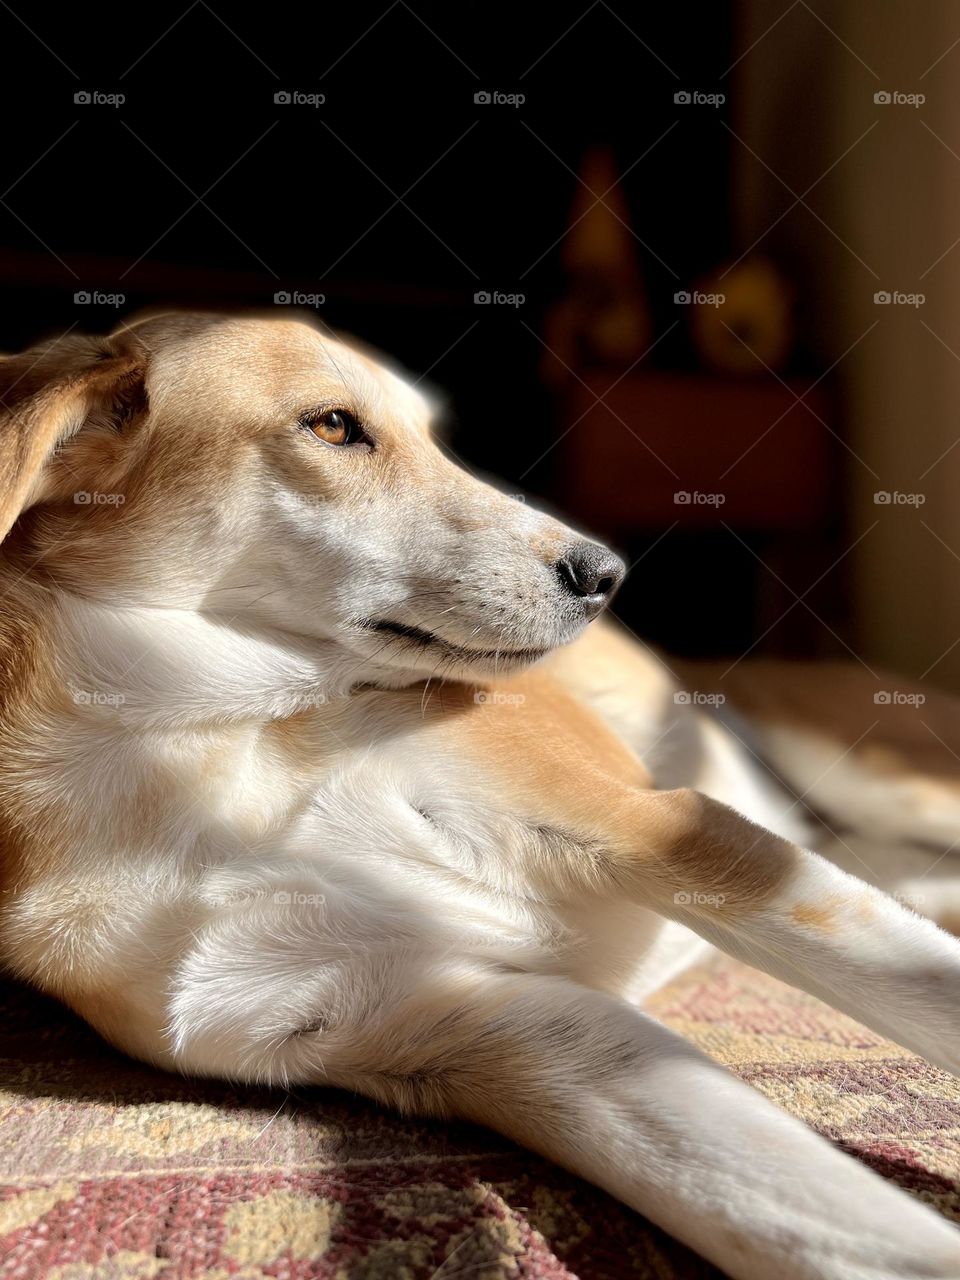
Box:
[359,618,549,666]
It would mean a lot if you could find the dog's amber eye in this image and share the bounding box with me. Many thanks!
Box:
[305,409,363,446]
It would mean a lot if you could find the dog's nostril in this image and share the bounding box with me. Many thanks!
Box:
[556,542,626,603]
[557,561,576,594]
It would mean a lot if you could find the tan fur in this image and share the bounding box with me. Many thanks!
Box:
[0,337,146,541]
[791,899,841,933]
[0,573,71,891]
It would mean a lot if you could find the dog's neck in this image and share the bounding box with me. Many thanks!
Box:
[24,577,414,734]
[0,574,424,863]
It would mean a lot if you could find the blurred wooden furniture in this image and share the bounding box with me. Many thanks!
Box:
[557,371,833,537]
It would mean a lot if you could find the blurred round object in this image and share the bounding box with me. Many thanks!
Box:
[542,145,652,382]
[690,258,795,374]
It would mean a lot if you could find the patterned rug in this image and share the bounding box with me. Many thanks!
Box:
[1,956,958,1280]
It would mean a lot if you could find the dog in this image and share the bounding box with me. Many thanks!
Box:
[2,310,959,1280]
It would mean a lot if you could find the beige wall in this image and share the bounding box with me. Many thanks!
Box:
[736,1,960,688]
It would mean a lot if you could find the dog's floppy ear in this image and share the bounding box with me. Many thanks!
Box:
[0,331,148,543]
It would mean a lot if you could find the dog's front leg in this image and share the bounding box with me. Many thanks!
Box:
[400,679,960,1074]
[612,788,960,1075]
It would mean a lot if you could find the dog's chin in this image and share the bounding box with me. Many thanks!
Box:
[353,617,567,681]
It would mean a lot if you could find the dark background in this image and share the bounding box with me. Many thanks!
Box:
[0,2,858,661]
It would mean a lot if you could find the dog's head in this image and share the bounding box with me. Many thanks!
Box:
[0,312,624,684]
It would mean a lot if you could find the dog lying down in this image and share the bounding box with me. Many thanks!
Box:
[1,310,959,1280]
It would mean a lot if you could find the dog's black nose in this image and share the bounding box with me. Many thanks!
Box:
[556,542,626,611]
